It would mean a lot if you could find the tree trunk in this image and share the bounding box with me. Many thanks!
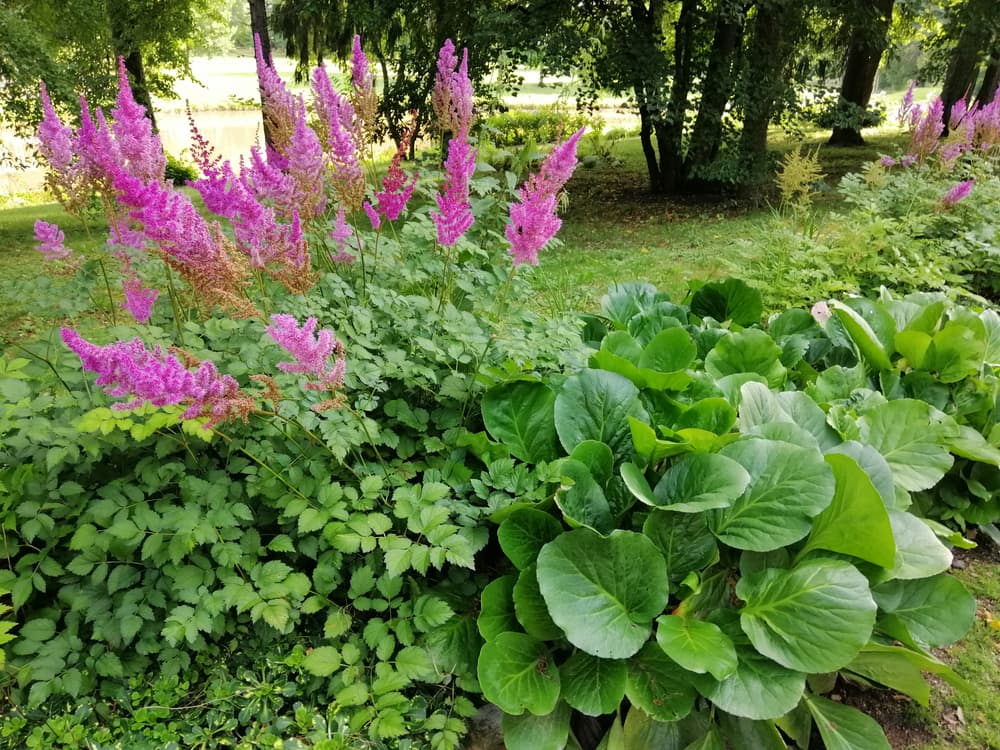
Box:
[686,6,745,178]
[828,0,895,147]
[975,47,1000,106]
[941,18,994,129]
[107,3,158,131]
[637,100,664,193]
[659,0,698,192]
[248,0,276,150]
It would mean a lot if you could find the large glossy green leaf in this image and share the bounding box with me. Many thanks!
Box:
[483,381,560,463]
[674,398,737,435]
[502,701,572,750]
[804,694,891,750]
[571,440,615,485]
[498,509,564,571]
[690,278,763,326]
[537,529,668,659]
[858,400,954,492]
[981,308,1000,365]
[514,566,563,640]
[886,510,951,580]
[716,715,787,750]
[846,642,965,706]
[830,299,893,371]
[737,560,877,673]
[656,615,737,680]
[873,575,975,648]
[625,642,697,722]
[555,459,614,534]
[922,322,986,383]
[478,632,561,716]
[559,651,628,716]
[642,510,718,585]
[797,454,895,568]
[697,645,805,720]
[705,330,787,388]
[555,369,649,458]
[601,282,659,328]
[639,327,697,372]
[628,301,688,346]
[710,438,835,551]
[652,453,751,512]
[478,575,520,640]
[825,441,898,509]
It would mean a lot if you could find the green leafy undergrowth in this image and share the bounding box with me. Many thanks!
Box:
[472,279,998,749]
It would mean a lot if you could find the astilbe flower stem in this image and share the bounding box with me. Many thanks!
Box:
[431,129,476,247]
[61,328,254,426]
[266,314,347,400]
[506,127,585,266]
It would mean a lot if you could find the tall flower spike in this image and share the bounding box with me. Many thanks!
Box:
[329,208,355,263]
[505,127,585,266]
[374,117,418,222]
[282,96,327,220]
[122,276,159,323]
[431,130,476,247]
[432,40,474,134]
[312,65,365,209]
[350,35,378,143]
[111,57,166,185]
[61,328,254,426]
[941,179,974,207]
[266,314,347,392]
[34,220,72,260]
[255,33,296,153]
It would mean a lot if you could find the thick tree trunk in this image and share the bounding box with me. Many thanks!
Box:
[628,0,675,194]
[828,0,895,147]
[941,17,994,129]
[248,0,276,150]
[686,7,745,177]
[659,0,698,192]
[975,48,1000,106]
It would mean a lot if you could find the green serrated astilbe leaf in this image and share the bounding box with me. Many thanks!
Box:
[477,632,561,716]
[873,575,975,648]
[624,642,697,722]
[302,646,342,676]
[536,529,668,659]
[804,694,891,750]
[498,509,564,571]
[705,329,787,389]
[858,399,953,492]
[710,438,835,552]
[558,651,627,717]
[651,453,751,513]
[513,566,563,640]
[737,559,876,673]
[482,381,560,463]
[501,700,572,750]
[554,369,649,459]
[642,510,718,586]
[655,615,737,681]
[886,510,952,580]
[478,575,520,641]
[554,458,614,534]
[797,454,896,568]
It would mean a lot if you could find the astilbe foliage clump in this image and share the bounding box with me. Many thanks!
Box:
[6,37,587,749]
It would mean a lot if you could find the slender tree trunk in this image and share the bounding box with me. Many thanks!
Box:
[659,0,698,192]
[107,2,158,131]
[637,99,664,192]
[828,0,895,147]
[975,47,1000,106]
[686,6,745,178]
[248,0,276,149]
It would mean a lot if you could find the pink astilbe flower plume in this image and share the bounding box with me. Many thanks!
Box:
[431,131,476,247]
[432,40,473,134]
[506,127,585,266]
[266,314,347,396]
[61,328,254,427]
[283,97,327,220]
[110,57,166,185]
[350,35,378,144]
[374,117,418,221]
[122,276,159,323]
[34,220,72,261]
[941,179,974,207]
[255,34,296,152]
[329,208,356,263]
[312,65,365,209]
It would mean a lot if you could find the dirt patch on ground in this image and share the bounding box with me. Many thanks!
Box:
[832,681,937,749]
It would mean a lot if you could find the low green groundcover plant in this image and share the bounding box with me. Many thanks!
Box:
[1,41,998,750]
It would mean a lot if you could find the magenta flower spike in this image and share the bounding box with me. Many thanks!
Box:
[255,33,296,151]
[329,208,355,263]
[110,57,166,185]
[34,220,72,260]
[61,328,253,426]
[374,123,418,222]
[941,179,974,207]
[431,130,477,247]
[505,127,584,266]
[283,97,327,220]
[432,40,474,134]
[350,34,378,139]
[312,64,365,209]
[266,314,347,391]
[37,83,75,179]
[122,276,159,323]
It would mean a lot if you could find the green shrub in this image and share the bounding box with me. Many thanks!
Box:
[164,152,199,186]
[480,107,595,148]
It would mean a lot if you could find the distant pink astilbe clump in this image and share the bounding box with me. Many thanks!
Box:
[506,128,585,266]
[61,328,254,427]
[312,64,365,210]
[900,84,1000,163]
[431,131,477,247]
[941,179,975,207]
[34,220,72,261]
[432,39,474,134]
[266,314,347,398]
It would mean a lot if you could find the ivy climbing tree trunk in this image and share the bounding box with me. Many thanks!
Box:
[685,3,746,180]
[827,0,895,147]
